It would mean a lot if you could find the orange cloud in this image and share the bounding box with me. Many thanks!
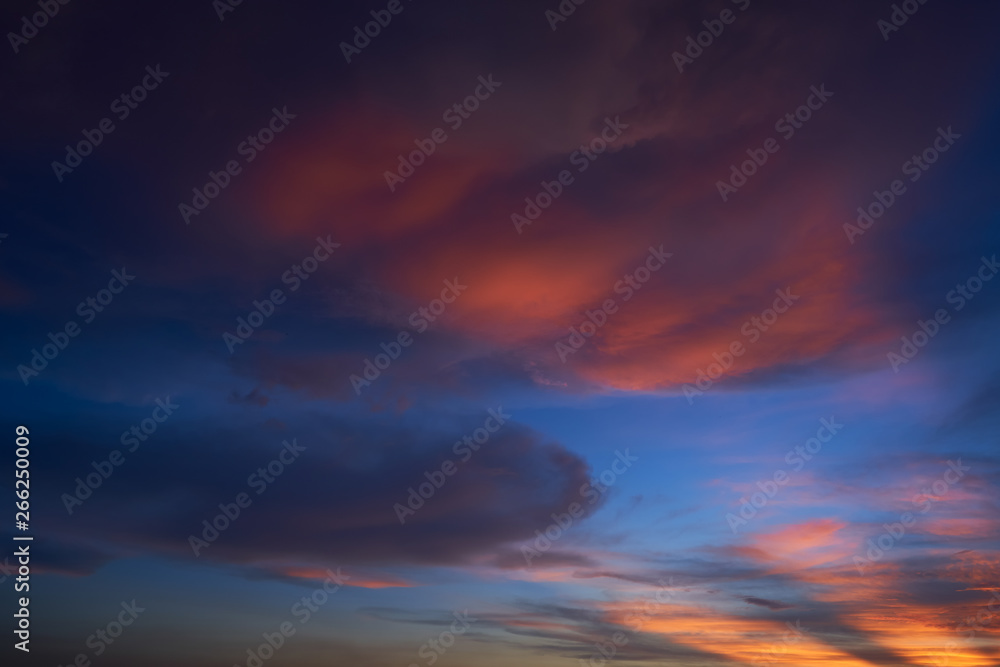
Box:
[600,598,878,667]
[279,566,415,589]
[226,87,910,397]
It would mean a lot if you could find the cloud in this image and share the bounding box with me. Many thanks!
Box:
[33,411,602,574]
[743,595,794,611]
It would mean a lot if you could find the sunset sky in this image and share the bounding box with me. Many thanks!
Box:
[2,0,999,666]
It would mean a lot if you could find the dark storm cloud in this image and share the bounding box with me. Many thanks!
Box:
[26,409,601,572]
